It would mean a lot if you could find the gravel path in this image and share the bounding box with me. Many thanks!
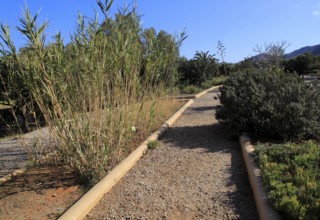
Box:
[0,127,51,178]
[0,139,27,177]
[86,90,258,220]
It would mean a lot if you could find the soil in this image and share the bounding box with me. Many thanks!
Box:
[0,128,85,220]
[0,166,85,220]
[85,90,258,220]
[0,89,258,220]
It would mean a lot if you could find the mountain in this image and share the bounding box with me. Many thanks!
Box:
[285,44,320,59]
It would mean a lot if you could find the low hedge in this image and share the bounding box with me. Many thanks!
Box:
[255,141,320,220]
[216,71,320,140]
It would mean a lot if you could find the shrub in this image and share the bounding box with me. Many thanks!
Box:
[210,76,228,86]
[200,76,227,89]
[181,85,201,94]
[216,71,320,140]
[255,141,320,220]
[200,80,212,89]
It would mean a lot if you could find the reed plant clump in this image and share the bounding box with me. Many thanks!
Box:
[0,1,186,184]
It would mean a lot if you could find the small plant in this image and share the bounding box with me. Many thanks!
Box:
[255,141,320,220]
[147,140,159,150]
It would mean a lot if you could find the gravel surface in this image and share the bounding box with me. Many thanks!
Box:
[86,90,258,220]
[0,127,51,178]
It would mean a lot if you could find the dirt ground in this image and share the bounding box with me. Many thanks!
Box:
[86,90,258,220]
[0,166,84,220]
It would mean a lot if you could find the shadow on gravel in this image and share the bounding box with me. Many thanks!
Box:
[190,106,220,112]
[160,123,232,152]
[160,123,259,219]
[0,166,84,199]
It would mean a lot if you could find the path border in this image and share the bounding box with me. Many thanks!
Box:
[0,168,27,184]
[0,86,219,186]
[239,134,281,220]
[59,85,220,220]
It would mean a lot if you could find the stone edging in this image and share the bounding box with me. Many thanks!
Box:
[239,134,281,220]
[58,85,220,220]
[0,168,27,185]
[194,85,221,99]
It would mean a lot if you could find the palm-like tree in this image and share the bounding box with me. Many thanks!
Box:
[193,51,218,84]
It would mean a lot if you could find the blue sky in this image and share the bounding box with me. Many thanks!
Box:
[0,0,320,63]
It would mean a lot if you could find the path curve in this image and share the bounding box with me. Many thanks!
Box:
[85,90,258,220]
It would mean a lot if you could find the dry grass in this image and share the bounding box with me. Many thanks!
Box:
[0,1,186,184]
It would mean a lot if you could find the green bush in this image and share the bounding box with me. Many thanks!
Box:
[200,76,227,89]
[210,76,228,86]
[200,80,212,89]
[181,85,201,94]
[255,141,320,220]
[216,71,320,140]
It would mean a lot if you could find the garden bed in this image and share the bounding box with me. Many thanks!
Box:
[254,140,320,220]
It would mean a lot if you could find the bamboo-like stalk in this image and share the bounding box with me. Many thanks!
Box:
[0,1,185,184]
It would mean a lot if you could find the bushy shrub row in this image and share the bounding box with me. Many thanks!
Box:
[216,71,320,140]
[255,141,320,219]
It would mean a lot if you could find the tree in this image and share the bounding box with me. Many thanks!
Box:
[289,53,314,76]
[253,41,290,69]
[178,51,218,85]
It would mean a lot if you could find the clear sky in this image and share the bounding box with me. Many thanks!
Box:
[0,0,320,63]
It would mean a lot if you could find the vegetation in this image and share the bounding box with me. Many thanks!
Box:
[179,76,227,94]
[177,46,229,94]
[0,1,185,184]
[178,51,219,86]
[216,41,320,218]
[252,41,289,69]
[147,140,159,150]
[216,70,320,140]
[255,141,320,220]
[181,85,201,94]
[283,53,320,76]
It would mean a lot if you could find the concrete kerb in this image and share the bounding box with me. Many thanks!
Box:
[194,85,221,99]
[0,85,219,219]
[59,98,197,220]
[0,168,27,185]
[239,134,281,220]
[168,85,221,100]
[59,85,221,220]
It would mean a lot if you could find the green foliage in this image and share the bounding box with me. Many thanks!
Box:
[181,85,201,94]
[147,140,159,150]
[200,76,227,89]
[283,53,318,76]
[216,70,320,140]
[180,76,226,94]
[255,141,320,220]
[178,51,218,85]
[0,2,184,184]
[209,76,228,86]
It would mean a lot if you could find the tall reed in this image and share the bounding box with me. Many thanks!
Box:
[0,1,185,184]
